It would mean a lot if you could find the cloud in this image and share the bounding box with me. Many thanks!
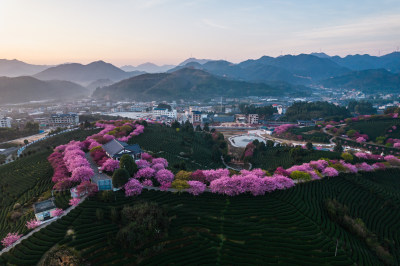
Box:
[296,14,400,40]
[201,18,229,30]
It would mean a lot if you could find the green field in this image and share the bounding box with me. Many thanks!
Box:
[21,128,101,156]
[129,124,224,171]
[347,118,400,141]
[2,169,399,265]
[251,147,342,172]
[290,126,331,143]
[0,151,53,241]
[0,129,100,241]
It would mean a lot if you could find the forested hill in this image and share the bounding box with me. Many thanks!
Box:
[93,68,308,101]
[0,76,88,104]
[283,101,351,121]
[321,69,400,92]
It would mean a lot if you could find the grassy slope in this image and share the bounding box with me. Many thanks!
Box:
[251,147,342,172]
[347,119,400,141]
[129,124,224,171]
[1,170,399,265]
[0,129,100,241]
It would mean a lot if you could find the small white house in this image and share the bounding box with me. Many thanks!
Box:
[33,199,57,221]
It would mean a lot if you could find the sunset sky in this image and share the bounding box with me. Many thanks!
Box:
[1,0,399,66]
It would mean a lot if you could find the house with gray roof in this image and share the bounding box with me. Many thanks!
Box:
[102,139,142,161]
[33,198,57,221]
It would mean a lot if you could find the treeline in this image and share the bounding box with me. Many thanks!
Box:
[239,104,276,119]
[283,101,350,121]
[347,100,376,115]
[0,122,39,142]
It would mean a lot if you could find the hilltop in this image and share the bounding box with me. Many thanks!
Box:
[0,76,88,104]
[34,61,144,85]
[93,67,307,101]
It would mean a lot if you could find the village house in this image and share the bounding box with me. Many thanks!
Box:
[33,199,57,221]
[102,139,142,161]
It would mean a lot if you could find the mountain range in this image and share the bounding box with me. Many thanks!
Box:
[0,59,51,77]
[321,69,400,92]
[93,68,307,101]
[0,76,88,104]
[0,51,399,101]
[121,63,175,73]
[33,61,144,85]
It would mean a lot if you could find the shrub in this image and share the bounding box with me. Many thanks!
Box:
[341,152,353,162]
[171,180,189,190]
[175,170,192,181]
[289,171,311,181]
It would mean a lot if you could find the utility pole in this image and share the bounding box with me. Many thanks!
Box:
[335,239,339,256]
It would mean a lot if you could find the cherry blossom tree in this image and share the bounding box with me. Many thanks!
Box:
[187,181,206,195]
[152,157,168,168]
[1,233,22,247]
[76,181,98,196]
[101,158,120,172]
[51,208,64,217]
[69,198,80,206]
[135,167,156,180]
[71,166,94,182]
[124,178,143,196]
[155,169,174,185]
[136,159,151,169]
[26,219,41,229]
[322,167,339,177]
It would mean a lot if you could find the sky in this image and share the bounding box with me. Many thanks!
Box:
[0,0,400,66]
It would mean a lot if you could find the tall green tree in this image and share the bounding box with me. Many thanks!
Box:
[119,154,137,176]
[112,168,130,188]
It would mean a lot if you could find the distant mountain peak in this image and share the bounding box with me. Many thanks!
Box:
[178,57,212,66]
[310,52,331,58]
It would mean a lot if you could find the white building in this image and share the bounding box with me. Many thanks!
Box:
[0,117,12,128]
[247,114,259,124]
[49,113,79,127]
[153,108,177,119]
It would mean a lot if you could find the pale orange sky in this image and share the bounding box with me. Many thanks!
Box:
[1,0,399,66]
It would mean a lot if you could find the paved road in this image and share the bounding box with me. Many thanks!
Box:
[85,153,110,182]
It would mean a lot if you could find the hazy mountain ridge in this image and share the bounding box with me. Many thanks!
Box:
[321,69,400,92]
[0,59,52,77]
[34,61,144,85]
[121,63,175,73]
[0,76,88,104]
[93,68,307,101]
[330,52,400,72]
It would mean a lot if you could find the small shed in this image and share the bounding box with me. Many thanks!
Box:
[91,175,113,191]
[33,199,57,221]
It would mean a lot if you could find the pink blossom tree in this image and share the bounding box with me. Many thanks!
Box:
[124,178,143,196]
[151,157,168,168]
[69,198,80,206]
[322,167,339,177]
[155,169,174,185]
[187,181,206,195]
[51,208,64,217]
[135,167,156,180]
[71,166,94,182]
[136,159,151,169]
[100,158,120,172]
[26,219,41,229]
[1,233,22,247]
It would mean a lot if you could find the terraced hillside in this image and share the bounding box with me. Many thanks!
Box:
[130,124,225,171]
[0,129,101,242]
[2,169,399,265]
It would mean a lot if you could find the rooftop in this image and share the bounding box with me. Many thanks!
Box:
[33,199,56,213]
